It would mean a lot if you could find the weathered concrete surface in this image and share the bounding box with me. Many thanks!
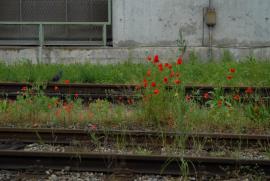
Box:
[0,47,269,64]
[113,0,270,47]
[0,0,270,63]
[212,0,270,47]
[0,48,38,64]
[113,0,206,47]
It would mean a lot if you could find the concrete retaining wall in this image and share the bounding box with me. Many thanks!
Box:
[1,46,269,64]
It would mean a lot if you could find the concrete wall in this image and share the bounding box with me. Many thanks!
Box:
[113,0,206,47]
[113,0,270,48]
[1,46,269,64]
[212,0,270,47]
[0,0,270,63]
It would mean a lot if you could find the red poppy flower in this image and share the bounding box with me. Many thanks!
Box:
[185,95,191,102]
[144,82,148,88]
[64,106,71,113]
[233,94,240,101]
[154,89,159,95]
[64,80,70,84]
[245,87,253,94]
[21,86,27,91]
[170,71,175,78]
[90,124,97,130]
[151,82,156,87]
[164,63,169,67]
[128,98,134,105]
[147,70,151,76]
[143,78,147,83]
[48,103,52,109]
[154,55,159,63]
[55,109,62,117]
[135,85,141,90]
[168,64,172,69]
[74,92,79,99]
[163,77,168,84]
[229,68,236,73]
[174,79,181,85]
[217,100,223,107]
[177,56,183,65]
[203,92,209,99]
[118,96,123,101]
[227,75,233,80]
[147,55,152,61]
[158,63,163,71]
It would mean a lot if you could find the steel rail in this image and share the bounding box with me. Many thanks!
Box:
[0,82,269,100]
[184,84,270,95]
[0,150,270,176]
[0,82,139,102]
[0,128,269,148]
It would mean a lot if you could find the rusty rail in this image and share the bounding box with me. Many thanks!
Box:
[0,82,269,100]
[0,82,139,101]
[0,150,270,176]
[0,128,269,148]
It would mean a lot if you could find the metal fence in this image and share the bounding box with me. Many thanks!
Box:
[0,0,112,46]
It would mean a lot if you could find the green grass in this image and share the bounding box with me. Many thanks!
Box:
[0,59,269,86]
[0,86,269,134]
[0,57,269,134]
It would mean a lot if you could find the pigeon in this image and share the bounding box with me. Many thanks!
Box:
[51,70,63,82]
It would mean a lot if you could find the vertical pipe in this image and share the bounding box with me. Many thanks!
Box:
[103,24,107,46]
[208,0,213,60]
[107,0,112,46]
[202,7,205,46]
[208,27,213,59]
[38,24,44,63]
[209,0,213,7]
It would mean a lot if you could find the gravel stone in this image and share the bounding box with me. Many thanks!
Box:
[24,143,65,152]
[0,170,13,181]
[48,174,58,181]
[0,170,266,181]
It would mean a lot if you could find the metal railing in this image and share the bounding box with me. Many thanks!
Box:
[0,0,111,61]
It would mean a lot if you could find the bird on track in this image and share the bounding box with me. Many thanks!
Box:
[51,70,63,82]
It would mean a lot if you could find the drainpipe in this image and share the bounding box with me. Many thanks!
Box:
[205,0,216,59]
[209,0,213,8]
[208,0,213,59]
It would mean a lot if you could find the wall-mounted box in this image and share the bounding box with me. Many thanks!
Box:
[205,8,216,27]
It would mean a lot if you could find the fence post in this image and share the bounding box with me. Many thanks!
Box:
[103,24,107,47]
[108,0,112,25]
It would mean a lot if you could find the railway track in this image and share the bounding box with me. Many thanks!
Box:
[0,128,269,149]
[0,128,270,177]
[0,150,270,177]
[0,82,269,102]
[0,82,139,101]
